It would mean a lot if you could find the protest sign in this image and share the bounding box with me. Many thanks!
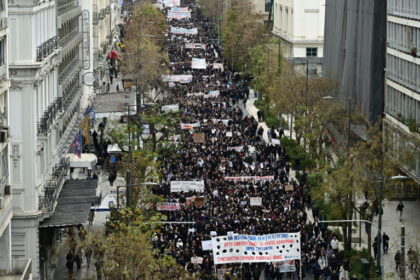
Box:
[180,122,200,129]
[192,58,207,69]
[168,11,191,19]
[194,196,205,207]
[210,231,217,236]
[185,43,206,49]
[204,90,220,98]
[285,184,294,191]
[213,63,224,70]
[227,146,244,152]
[156,202,181,211]
[226,131,233,137]
[162,74,193,83]
[276,260,296,272]
[170,26,198,35]
[187,92,204,97]
[192,133,205,143]
[191,257,203,264]
[212,233,301,264]
[162,104,179,112]
[170,180,205,192]
[224,176,275,182]
[250,197,262,206]
[272,139,281,145]
[202,240,213,251]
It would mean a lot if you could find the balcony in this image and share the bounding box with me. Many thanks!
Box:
[57,0,78,16]
[63,85,81,110]
[36,36,59,62]
[37,97,63,135]
[38,158,69,212]
[388,0,420,20]
[0,258,32,280]
[59,56,81,85]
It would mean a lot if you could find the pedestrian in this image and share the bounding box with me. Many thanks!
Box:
[395,250,402,271]
[88,209,95,226]
[408,247,418,274]
[85,246,93,268]
[372,239,378,260]
[396,201,404,219]
[75,249,82,271]
[382,232,390,254]
[95,259,103,280]
[66,251,74,274]
[330,236,339,253]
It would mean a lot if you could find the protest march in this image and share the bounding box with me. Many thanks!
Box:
[146,0,350,279]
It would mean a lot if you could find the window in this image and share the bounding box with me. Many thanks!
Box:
[0,40,4,66]
[306,48,318,57]
[265,0,271,13]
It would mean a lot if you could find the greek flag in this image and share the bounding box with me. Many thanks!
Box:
[83,105,97,125]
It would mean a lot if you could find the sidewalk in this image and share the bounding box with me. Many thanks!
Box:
[376,199,420,279]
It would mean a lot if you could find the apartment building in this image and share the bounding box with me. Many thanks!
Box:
[0,0,11,274]
[384,0,420,182]
[272,0,325,75]
[8,0,85,278]
[250,0,271,21]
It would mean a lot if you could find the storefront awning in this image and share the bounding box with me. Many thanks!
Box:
[67,153,97,169]
[40,179,98,228]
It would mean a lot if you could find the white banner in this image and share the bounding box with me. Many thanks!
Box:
[187,92,204,97]
[191,257,203,264]
[170,26,198,35]
[192,58,207,69]
[212,233,301,264]
[158,0,180,7]
[204,90,220,98]
[180,122,200,129]
[185,43,207,49]
[213,63,224,70]
[162,74,193,83]
[201,240,213,251]
[170,180,205,192]
[168,11,191,19]
[224,175,275,182]
[227,146,244,152]
[156,202,181,211]
[162,104,179,112]
[277,260,296,272]
[250,197,262,206]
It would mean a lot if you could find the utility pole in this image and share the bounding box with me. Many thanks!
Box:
[126,171,132,208]
[401,224,406,280]
[376,176,384,277]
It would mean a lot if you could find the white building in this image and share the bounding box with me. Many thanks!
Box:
[272,0,325,75]
[250,0,271,21]
[384,0,420,182]
[0,0,12,273]
[7,0,86,278]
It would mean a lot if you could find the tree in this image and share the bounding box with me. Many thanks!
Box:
[220,0,268,71]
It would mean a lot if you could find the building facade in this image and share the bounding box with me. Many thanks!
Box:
[272,0,324,75]
[8,0,85,278]
[250,0,270,21]
[0,0,11,274]
[384,0,420,182]
[323,0,386,123]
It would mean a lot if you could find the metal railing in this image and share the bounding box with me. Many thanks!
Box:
[36,36,58,62]
[59,29,81,48]
[37,97,63,135]
[63,85,81,110]
[38,158,69,211]
[57,0,78,15]
[59,55,81,84]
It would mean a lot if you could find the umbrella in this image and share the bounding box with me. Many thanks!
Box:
[107,50,120,60]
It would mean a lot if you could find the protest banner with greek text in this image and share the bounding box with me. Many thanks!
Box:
[170,180,205,192]
[212,233,301,264]
[156,202,181,211]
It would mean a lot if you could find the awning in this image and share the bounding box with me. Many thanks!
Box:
[40,179,98,228]
[67,153,97,169]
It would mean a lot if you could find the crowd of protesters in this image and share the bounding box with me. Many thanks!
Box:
[143,0,358,279]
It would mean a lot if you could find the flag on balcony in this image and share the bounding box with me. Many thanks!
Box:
[71,131,83,158]
[83,105,97,125]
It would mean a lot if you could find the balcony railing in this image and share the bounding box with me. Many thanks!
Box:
[36,36,59,62]
[38,158,69,212]
[37,97,63,135]
[59,29,81,48]
[59,56,81,84]
[57,0,78,16]
[63,85,81,110]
